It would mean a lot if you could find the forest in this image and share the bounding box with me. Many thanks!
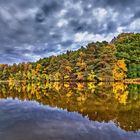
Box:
[0,33,139,82]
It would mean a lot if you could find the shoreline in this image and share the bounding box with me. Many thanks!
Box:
[123,78,140,84]
[0,79,140,84]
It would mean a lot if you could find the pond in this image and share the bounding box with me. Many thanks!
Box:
[0,82,140,140]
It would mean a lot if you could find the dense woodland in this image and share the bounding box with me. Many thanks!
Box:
[0,33,139,81]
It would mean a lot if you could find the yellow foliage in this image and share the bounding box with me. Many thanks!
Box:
[64,83,69,88]
[113,83,128,105]
[77,83,85,90]
[87,83,96,92]
[65,66,72,72]
[87,70,95,81]
[77,94,86,102]
[77,72,84,80]
[116,59,127,72]
[66,91,72,97]
[113,59,127,80]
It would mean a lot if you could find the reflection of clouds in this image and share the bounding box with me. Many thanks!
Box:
[1,82,140,132]
[0,99,140,140]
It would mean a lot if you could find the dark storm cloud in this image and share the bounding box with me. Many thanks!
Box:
[133,10,140,19]
[101,0,133,6]
[0,0,139,63]
[41,1,61,16]
[35,0,63,22]
[92,0,138,8]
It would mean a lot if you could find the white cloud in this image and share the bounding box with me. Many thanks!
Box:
[64,1,83,16]
[61,33,71,42]
[92,8,108,22]
[117,26,126,33]
[74,32,94,42]
[74,32,115,43]
[92,7,120,24]
[87,4,92,9]
[129,19,140,31]
[58,9,67,17]
[57,19,68,28]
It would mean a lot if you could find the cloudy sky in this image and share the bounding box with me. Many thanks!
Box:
[0,0,139,64]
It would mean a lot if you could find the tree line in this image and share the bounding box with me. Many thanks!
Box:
[0,33,139,82]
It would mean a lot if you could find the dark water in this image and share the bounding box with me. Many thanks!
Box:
[0,82,140,140]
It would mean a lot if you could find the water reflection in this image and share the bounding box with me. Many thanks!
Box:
[0,99,140,140]
[0,82,140,132]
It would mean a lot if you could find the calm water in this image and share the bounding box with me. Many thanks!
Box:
[0,82,140,140]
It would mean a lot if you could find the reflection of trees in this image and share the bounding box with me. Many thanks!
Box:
[113,83,128,105]
[0,82,140,131]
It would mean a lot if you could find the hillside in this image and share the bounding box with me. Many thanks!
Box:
[0,33,139,82]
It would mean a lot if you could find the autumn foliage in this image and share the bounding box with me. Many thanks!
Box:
[113,59,127,81]
[0,33,139,81]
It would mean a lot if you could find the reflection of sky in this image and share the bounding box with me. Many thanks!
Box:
[0,0,140,63]
[0,99,140,140]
